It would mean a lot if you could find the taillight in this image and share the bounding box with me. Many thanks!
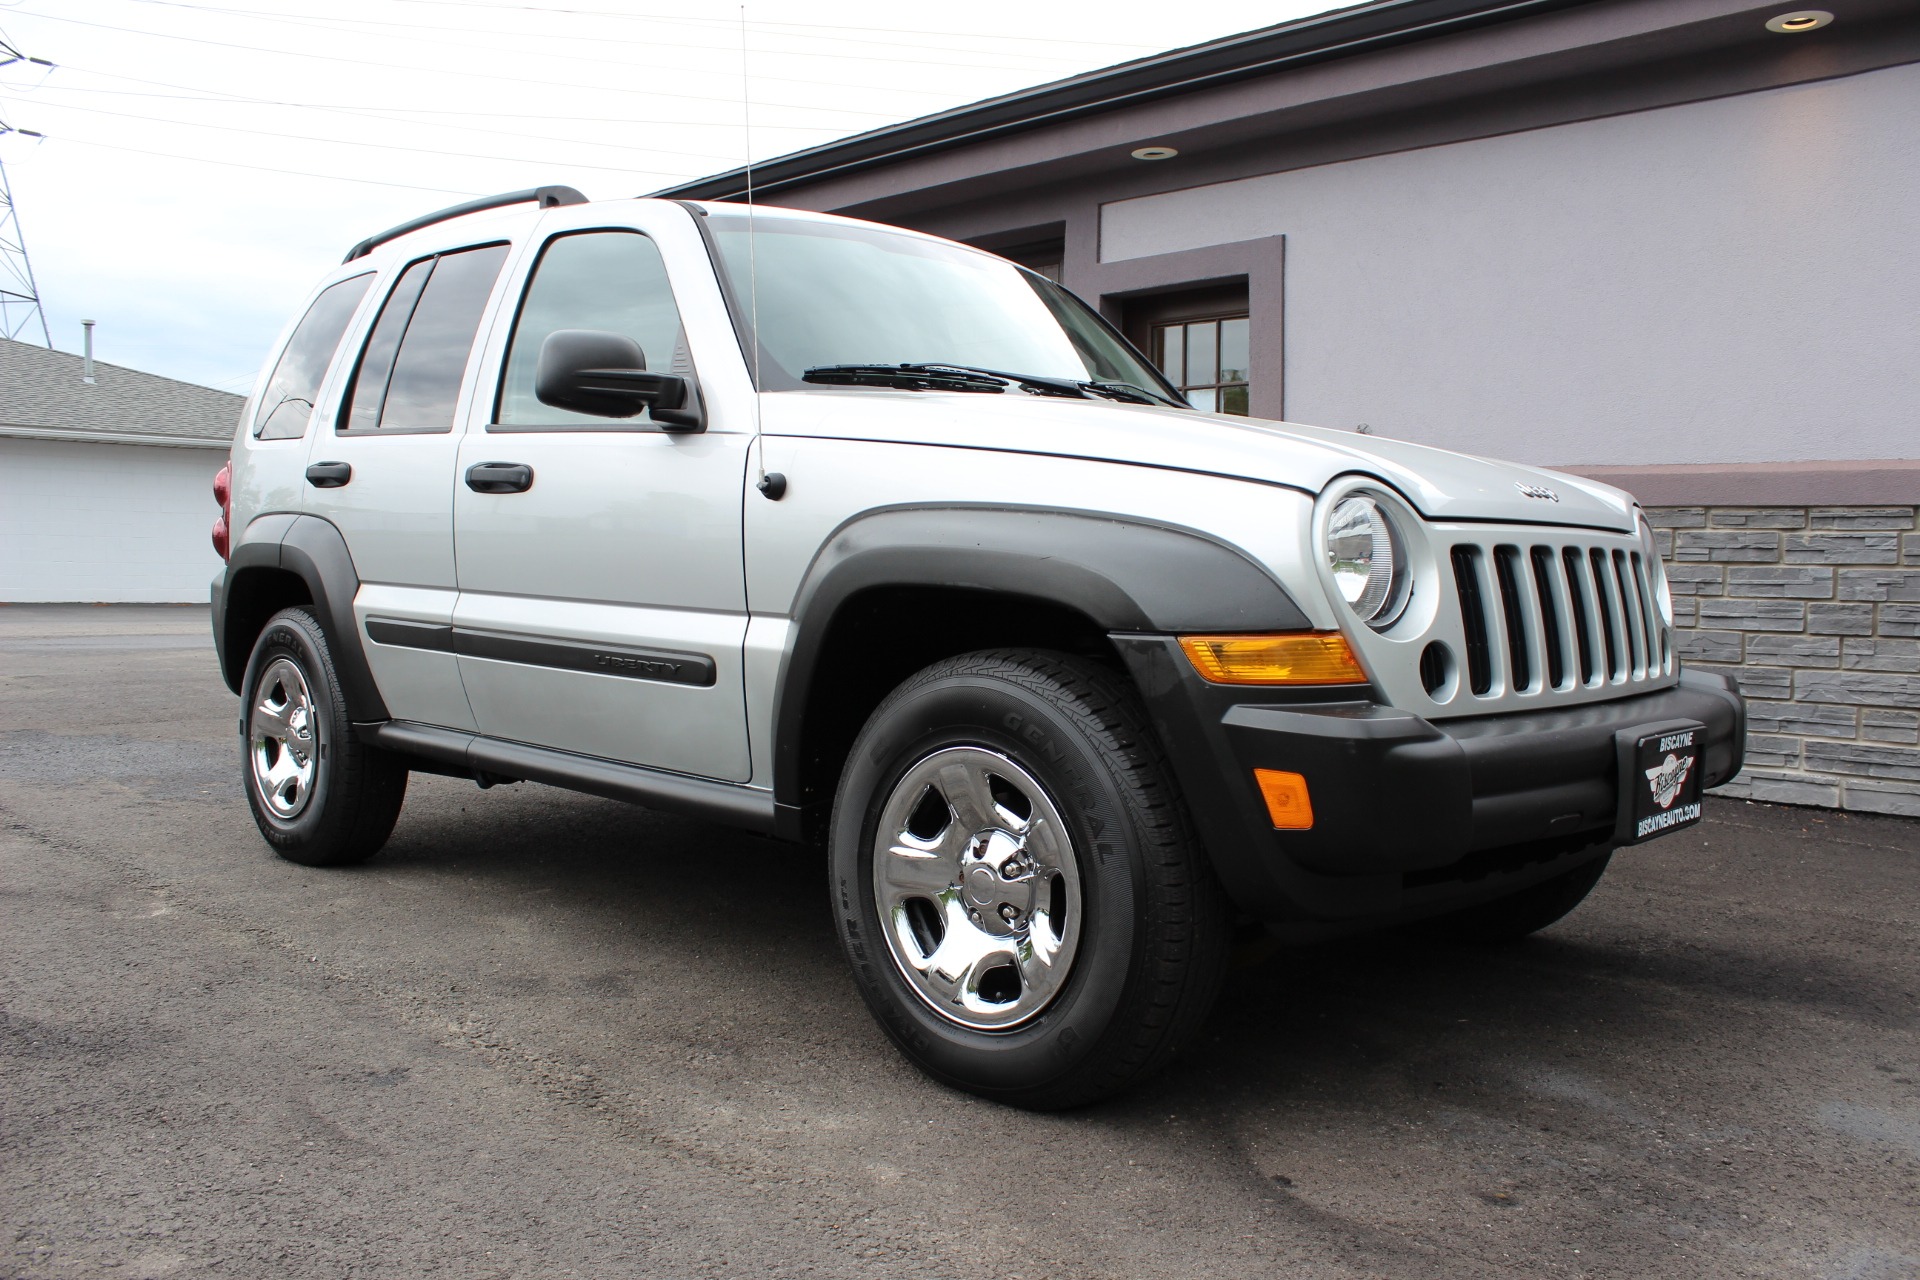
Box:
[212,460,232,561]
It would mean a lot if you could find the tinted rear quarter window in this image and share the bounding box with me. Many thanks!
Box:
[253,273,374,440]
[340,243,510,433]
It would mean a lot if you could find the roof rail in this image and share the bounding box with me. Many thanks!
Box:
[342,185,589,263]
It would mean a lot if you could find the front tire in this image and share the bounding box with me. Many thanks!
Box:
[239,607,407,867]
[830,649,1227,1110]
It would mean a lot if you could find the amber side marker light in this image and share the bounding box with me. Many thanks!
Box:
[1180,633,1368,685]
[1255,769,1314,830]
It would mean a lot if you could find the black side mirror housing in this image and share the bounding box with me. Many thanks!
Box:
[533,328,703,431]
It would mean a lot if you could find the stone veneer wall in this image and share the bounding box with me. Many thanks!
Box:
[1647,505,1920,817]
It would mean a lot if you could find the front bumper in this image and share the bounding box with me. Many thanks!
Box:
[1113,636,1745,924]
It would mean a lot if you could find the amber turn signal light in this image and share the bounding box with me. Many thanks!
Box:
[1179,633,1368,685]
[1254,769,1314,830]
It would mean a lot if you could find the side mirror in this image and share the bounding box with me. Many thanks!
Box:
[533,328,703,431]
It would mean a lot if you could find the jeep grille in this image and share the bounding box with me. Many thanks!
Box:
[1446,535,1671,703]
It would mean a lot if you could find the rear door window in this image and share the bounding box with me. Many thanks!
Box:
[253,273,373,440]
[339,243,510,434]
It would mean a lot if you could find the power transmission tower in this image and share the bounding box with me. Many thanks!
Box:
[0,150,51,346]
[1,36,53,347]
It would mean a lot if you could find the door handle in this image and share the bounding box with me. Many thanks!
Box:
[305,461,352,488]
[465,461,534,494]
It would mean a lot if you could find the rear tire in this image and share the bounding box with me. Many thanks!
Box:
[1418,850,1612,943]
[239,607,407,867]
[830,648,1228,1110]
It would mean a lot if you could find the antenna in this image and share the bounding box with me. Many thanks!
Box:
[0,38,54,348]
[740,6,784,500]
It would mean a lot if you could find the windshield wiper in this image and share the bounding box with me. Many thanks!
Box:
[803,363,1182,406]
[802,364,1012,393]
[1082,380,1177,407]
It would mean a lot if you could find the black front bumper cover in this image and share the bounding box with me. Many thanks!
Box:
[1114,635,1745,925]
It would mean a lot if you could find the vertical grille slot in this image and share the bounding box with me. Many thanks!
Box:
[1530,546,1566,689]
[1612,549,1641,675]
[1589,548,1621,678]
[1451,546,1494,695]
[1493,545,1531,692]
[1630,552,1664,674]
[1562,547,1595,683]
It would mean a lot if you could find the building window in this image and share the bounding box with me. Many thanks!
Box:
[1153,314,1250,414]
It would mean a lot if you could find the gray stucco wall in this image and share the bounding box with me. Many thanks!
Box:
[1099,61,1920,470]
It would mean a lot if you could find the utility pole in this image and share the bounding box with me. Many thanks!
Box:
[1,36,54,347]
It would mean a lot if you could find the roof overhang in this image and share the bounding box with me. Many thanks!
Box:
[653,0,1591,202]
[0,424,230,450]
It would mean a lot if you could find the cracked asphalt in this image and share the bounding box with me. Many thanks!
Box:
[3,604,1918,1279]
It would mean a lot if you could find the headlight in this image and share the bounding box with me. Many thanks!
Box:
[1637,512,1673,625]
[1326,494,1411,629]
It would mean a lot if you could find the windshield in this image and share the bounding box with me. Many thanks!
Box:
[706,214,1178,399]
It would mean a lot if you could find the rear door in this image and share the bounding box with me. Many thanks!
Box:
[312,240,515,731]
[450,209,753,781]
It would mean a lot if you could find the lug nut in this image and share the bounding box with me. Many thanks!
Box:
[999,904,1019,922]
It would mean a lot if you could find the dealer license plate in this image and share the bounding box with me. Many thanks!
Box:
[1630,724,1705,842]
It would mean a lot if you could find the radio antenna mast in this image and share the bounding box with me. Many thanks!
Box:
[740,6,783,498]
[0,39,53,347]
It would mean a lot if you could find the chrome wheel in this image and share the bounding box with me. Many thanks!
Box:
[874,746,1083,1031]
[249,656,319,820]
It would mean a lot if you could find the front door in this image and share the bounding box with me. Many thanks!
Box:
[310,240,514,731]
[450,223,753,782]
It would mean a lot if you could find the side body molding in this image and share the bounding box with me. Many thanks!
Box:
[769,505,1310,808]
[215,513,390,723]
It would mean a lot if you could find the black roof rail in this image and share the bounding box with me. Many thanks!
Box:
[342,185,589,264]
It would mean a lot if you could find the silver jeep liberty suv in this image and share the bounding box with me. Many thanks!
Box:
[212,186,1745,1108]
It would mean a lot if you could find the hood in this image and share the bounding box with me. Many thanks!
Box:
[764,391,1638,532]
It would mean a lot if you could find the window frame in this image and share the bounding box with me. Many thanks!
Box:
[333,240,511,438]
[486,226,694,435]
[1152,311,1252,415]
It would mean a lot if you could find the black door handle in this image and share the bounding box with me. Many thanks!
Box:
[465,462,534,494]
[305,461,352,488]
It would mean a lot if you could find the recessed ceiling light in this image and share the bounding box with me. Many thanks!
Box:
[1131,145,1179,161]
[1766,9,1833,32]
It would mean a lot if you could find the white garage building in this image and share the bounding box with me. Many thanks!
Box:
[1,337,239,603]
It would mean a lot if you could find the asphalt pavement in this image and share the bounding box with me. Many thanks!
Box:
[2,604,1917,1279]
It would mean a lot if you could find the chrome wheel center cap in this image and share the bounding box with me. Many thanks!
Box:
[286,706,314,765]
[962,829,1035,935]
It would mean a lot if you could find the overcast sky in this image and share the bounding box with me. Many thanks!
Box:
[0,0,1349,393]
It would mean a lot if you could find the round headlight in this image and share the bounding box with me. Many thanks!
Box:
[1326,494,1410,628]
[1638,512,1674,625]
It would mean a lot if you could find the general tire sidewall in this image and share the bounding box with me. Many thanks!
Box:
[831,670,1145,1099]
[239,611,339,845]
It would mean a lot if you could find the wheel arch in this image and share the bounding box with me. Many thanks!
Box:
[216,514,389,722]
[772,505,1308,818]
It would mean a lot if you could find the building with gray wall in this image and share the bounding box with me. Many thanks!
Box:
[662,0,1920,815]
[1,338,238,603]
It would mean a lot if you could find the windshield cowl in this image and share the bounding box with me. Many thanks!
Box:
[800,362,1183,408]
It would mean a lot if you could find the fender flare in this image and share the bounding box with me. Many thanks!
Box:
[770,504,1310,807]
[216,514,389,722]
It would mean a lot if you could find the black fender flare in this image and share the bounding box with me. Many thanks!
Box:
[770,504,1310,808]
[215,513,389,722]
